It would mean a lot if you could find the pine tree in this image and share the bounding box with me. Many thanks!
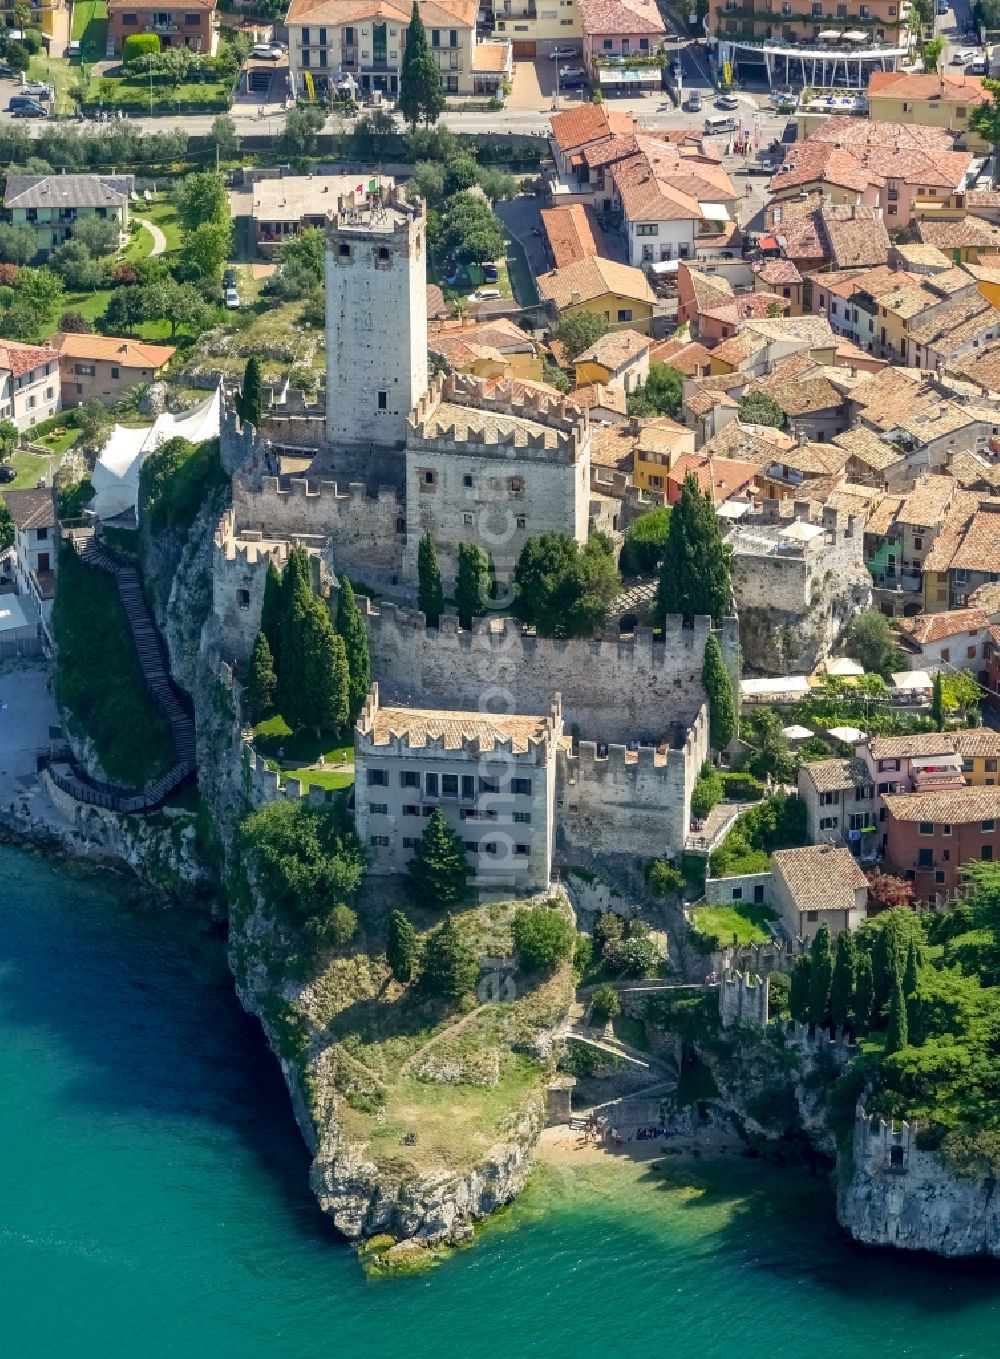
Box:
[872,919,904,1019]
[407,807,471,910]
[853,951,874,1035]
[931,670,945,731]
[399,2,443,129]
[701,632,737,751]
[300,601,350,738]
[655,471,734,625]
[417,532,444,626]
[808,921,833,1028]
[239,354,263,429]
[261,560,283,675]
[277,549,314,720]
[789,954,811,1023]
[386,909,420,983]
[246,630,277,722]
[886,972,908,1053]
[422,912,478,1001]
[455,541,489,631]
[336,575,371,718]
[829,929,856,1032]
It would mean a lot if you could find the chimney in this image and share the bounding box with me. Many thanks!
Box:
[570,289,581,305]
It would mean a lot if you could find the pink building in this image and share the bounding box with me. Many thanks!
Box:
[576,0,664,69]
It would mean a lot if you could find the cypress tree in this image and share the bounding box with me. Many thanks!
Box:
[277,549,314,721]
[829,929,855,1032]
[655,471,734,625]
[808,921,833,1028]
[701,631,737,751]
[261,560,283,675]
[386,909,420,983]
[239,354,263,429]
[872,917,904,1019]
[422,912,478,1001]
[886,972,908,1054]
[417,532,444,627]
[931,670,945,731]
[853,951,874,1035]
[302,601,350,738]
[246,630,277,722]
[407,807,471,910]
[903,938,920,996]
[455,541,489,630]
[336,575,371,718]
[789,954,811,1023]
[399,2,443,130]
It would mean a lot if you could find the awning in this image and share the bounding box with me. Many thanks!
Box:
[843,30,869,41]
[827,725,865,742]
[741,676,810,698]
[911,753,962,770]
[700,201,731,222]
[716,498,751,519]
[650,259,680,275]
[782,724,814,741]
[779,520,823,542]
[825,656,865,677]
[597,65,660,85]
[891,669,932,691]
[818,29,842,39]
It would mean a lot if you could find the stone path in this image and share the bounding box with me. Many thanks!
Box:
[134,216,166,258]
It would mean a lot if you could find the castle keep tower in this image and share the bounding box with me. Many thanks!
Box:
[325,186,428,452]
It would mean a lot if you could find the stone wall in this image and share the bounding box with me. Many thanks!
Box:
[705,869,774,907]
[557,704,709,857]
[719,970,768,1028]
[366,603,740,745]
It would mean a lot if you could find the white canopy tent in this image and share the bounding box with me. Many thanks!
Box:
[825,656,865,678]
[91,387,221,523]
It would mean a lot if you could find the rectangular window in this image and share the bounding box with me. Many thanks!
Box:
[370,835,389,847]
[402,805,419,816]
[943,823,952,836]
[431,28,440,45]
[514,844,530,857]
[449,27,457,45]
[513,811,531,824]
[402,837,417,849]
[806,910,818,922]
[377,390,387,410]
[984,845,994,862]
[401,770,419,787]
[617,309,632,323]
[369,802,387,815]
[511,777,532,795]
[367,769,388,787]
[984,820,996,832]
[732,887,743,901]
[987,760,997,773]
[819,791,839,806]
[516,515,526,529]
[480,776,500,794]
[935,870,946,884]
[464,841,478,853]
[441,773,459,798]
[918,847,934,868]
[461,775,475,801]
[918,821,934,835]
[425,772,438,797]
[819,816,839,830]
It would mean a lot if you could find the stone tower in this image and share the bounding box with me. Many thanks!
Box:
[325,186,428,452]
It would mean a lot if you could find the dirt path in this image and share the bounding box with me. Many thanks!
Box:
[134,216,166,257]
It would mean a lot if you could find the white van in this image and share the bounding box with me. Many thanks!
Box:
[704,114,737,134]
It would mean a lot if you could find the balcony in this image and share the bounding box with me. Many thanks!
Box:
[869,568,920,593]
[146,20,180,32]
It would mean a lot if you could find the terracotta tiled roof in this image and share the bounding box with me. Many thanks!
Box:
[648,338,712,376]
[897,608,989,645]
[1,487,55,530]
[950,448,1000,493]
[368,704,550,751]
[921,489,985,572]
[0,339,55,379]
[540,203,602,269]
[667,451,758,503]
[865,493,905,536]
[426,283,448,320]
[767,441,849,476]
[590,423,638,470]
[884,786,1000,823]
[969,580,1000,614]
[916,216,1000,251]
[574,382,627,415]
[286,0,475,27]
[771,117,972,199]
[948,503,1000,575]
[549,104,637,155]
[536,256,655,310]
[895,474,958,528]
[750,373,843,418]
[801,756,870,794]
[472,41,510,72]
[771,844,868,912]
[833,424,901,474]
[950,339,1000,392]
[867,70,988,106]
[820,203,891,270]
[429,317,535,363]
[576,328,651,371]
[752,257,802,286]
[868,727,1000,760]
[703,420,795,464]
[575,0,665,37]
[52,332,174,369]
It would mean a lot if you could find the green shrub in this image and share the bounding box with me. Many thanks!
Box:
[123,33,161,66]
[647,857,684,897]
[572,934,593,974]
[139,436,227,535]
[591,984,621,1022]
[691,761,723,819]
[620,506,671,575]
[513,902,575,972]
[720,771,765,801]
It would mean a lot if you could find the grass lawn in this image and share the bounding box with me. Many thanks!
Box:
[72,0,108,60]
[504,231,538,307]
[52,544,175,790]
[253,715,353,766]
[691,902,776,949]
[286,765,355,791]
[25,418,82,457]
[29,55,78,116]
[84,75,230,113]
[141,196,182,253]
[3,446,60,489]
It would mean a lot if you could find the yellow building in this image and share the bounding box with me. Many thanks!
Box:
[428,317,543,382]
[491,0,582,55]
[573,328,651,394]
[536,255,656,335]
[867,71,990,153]
[631,418,694,492]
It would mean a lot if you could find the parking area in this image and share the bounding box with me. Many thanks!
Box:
[508,58,556,109]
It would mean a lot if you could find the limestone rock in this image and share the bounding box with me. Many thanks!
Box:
[139,381,167,417]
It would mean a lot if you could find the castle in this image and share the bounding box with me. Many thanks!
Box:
[208,182,742,879]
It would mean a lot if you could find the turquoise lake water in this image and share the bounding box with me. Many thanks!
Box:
[3,842,1000,1358]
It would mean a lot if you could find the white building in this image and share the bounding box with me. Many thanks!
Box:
[2,487,57,650]
[325,185,429,451]
[354,684,562,892]
[0,339,60,431]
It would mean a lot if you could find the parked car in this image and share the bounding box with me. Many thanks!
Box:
[251,42,284,59]
[223,268,237,288]
[559,66,588,86]
[715,93,740,109]
[21,81,51,99]
[9,97,46,117]
[686,90,702,111]
[482,263,499,283]
[67,39,81,58]
[468,288,501,301]
[548,45,580,59]
[952,47,977,63]
[224,287,241,309]
[0,465,15,484]
[937,0,948,12]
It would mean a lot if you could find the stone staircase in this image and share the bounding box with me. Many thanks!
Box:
[52,530,197,814]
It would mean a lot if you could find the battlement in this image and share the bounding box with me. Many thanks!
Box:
[719,969,769,1029]
[409,372,590,463]
[854,1103,915,1172]
[328,183,423,235]
[250,474,403,508]
[214,506,295,567]
[356,681,561,765]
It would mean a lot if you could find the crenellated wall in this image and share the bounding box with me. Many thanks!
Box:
[719,970,769,1028]
[557,703,709,855]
